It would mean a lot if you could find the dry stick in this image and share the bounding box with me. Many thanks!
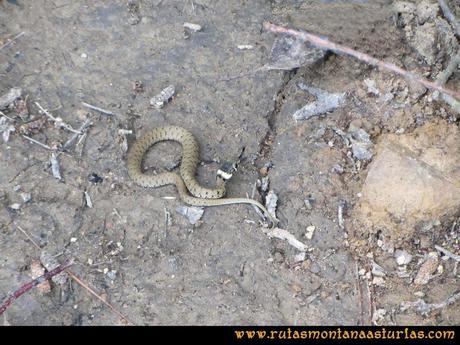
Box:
[0,32,25,52]
[0,259,74,316]
[0,110,15,122]
[435,245,460,262]
[62,118,92,151]
[66,270,135,325]
[263,22,460,101]
[439,0,460,37]
[15,224,41,249]
[13,224,134,325]
[22,134,53,150]
[82,102,115,116]
[35,102,81,134]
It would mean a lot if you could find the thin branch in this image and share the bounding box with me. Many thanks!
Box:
[66,270,135,325]
[0,110,15,122]
[35,102,81,134]
[0,259,74,316]
[12,224,133,325]
[263,22,460,101]
[22,134,53,150]
[15,224,41,249]
[0,32,25,52]
[435,244,460,262]
[62,118,92,151]
[82,102,115,116]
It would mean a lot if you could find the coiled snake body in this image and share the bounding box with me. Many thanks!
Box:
[127,126,276,226]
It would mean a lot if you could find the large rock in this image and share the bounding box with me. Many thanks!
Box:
[352,120,460,243]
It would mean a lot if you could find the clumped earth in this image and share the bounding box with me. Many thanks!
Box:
[0,0,459,325]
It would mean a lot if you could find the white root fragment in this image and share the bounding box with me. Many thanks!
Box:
[81,102,115,116]
[0,116,15,143]
[35,102,80,134]
[84,191,93,208]
[50,153,62,180]
[183,22,202,32]
[265,227,309,252]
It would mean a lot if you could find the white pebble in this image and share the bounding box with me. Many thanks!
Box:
[183,22,202,32]
[305,226,316,240]
[394,249,412,265]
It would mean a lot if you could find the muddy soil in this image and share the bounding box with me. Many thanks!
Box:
[0,0,458,325]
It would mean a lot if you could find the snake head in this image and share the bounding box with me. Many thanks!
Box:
[217,161,237,181]
[216,146,245,181]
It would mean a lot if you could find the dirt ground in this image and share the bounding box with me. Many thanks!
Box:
[0,0,459,325]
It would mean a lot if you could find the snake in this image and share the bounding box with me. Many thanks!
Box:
[127,126,276,227]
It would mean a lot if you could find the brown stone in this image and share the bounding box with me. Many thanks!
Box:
[352,120,460,243]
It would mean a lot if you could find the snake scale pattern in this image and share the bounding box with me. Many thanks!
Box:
[127,126,276,226]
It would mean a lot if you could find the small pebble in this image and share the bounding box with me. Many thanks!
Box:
[9,203,21,210]
[395,249,412,265]
[372,276,385,286]
[107,270,117,280]
[305,226,316,240]
[237,45,254,50]
[183,22,202,32]
[20,192,31,203]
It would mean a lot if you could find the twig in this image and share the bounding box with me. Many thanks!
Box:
[0,110,15,122]
[263,22,460,101]
[11,223,133,324]
[0,259,73,316]
[435,245,460,262]
[0,32,25,52]
[35,102,81,134]
[66,270,135,325]
[439,0,460,37]
[15,224,41,249]
[62,118,92,151]
[82,102,115,116]
[22,134,53,150]
[164,206,170,238]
